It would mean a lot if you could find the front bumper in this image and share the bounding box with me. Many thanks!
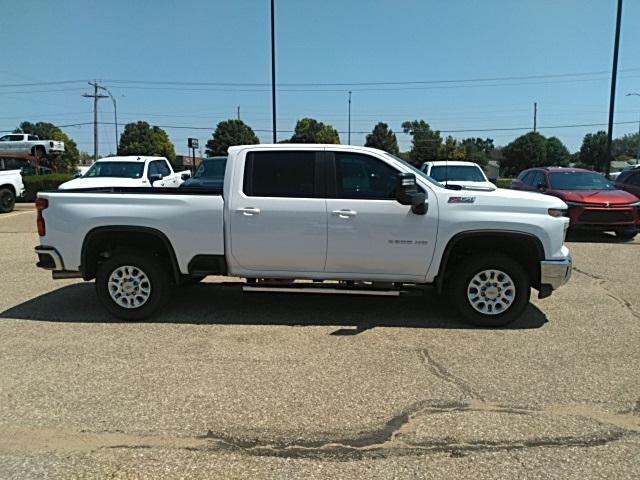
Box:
[539,255,572,298]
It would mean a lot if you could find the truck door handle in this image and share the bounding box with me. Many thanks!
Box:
[331,209,357,218]
[237,207,261,216]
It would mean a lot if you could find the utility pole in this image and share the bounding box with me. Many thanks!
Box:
[237,105,240,120]
[348,91,352,145]
[82,81,107,161]
[533,102,537,132]
[270,0,277,143]
[606,0,623,176]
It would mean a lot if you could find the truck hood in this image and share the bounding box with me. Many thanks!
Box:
[463,187,568,212]
[58,177,147,190]
[549,189,638,205]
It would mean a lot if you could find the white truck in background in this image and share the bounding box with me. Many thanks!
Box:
[0,133,65,158]
[35,144,572,327]
[58,156,191,189]
[0,169,25,213]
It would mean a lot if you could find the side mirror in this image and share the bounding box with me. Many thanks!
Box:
[148,173,163,185]
[396,173,428,215]
[74,173,82,178]
[181,173,191,181]
[537,183,546,192]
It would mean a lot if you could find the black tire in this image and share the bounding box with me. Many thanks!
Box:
[95,252,170,320]
[0,188,16,213]
[615,229,637,240]
[33,146,46,159]
[449,253,530,327]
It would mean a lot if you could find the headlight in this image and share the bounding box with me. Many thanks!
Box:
[564,201,585,207]
[548,208,569,218]
[629,201,640,207]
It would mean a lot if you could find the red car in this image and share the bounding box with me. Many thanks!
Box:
[512,167,640,239]
[614,165,640,200]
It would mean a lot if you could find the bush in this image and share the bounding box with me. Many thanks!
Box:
[21,174,74,202]
[496,178,514,189]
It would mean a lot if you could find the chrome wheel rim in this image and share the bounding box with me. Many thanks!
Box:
[108,265,151,309]
[467,269,515,316]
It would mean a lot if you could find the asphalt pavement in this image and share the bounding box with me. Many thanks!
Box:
[0,209,638,479]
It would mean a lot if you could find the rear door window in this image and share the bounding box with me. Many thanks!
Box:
[243,151,318,197]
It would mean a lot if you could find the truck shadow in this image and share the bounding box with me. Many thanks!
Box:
[566,231,638,244]
[0,282,548,331]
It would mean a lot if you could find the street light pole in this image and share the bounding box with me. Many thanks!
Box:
[98,85,118,155]
[626,93,640,163]
[270,0,277,143]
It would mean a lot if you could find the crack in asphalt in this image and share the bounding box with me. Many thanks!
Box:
[3,402,638,461]
[572,267,640,320]
[419,348,484,401]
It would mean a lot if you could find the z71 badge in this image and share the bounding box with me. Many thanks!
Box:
[448,196,476,203]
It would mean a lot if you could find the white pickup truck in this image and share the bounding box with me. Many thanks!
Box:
[0,133,64,158]
[58,156,191,189]
[0,169,25,213]
[34,144,572,326]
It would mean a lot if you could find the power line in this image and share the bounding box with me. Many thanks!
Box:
[101,67,640,87]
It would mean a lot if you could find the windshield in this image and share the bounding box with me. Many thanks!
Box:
[382,153,443,187]
[549,171,615,190]
[429,165,486,182]
[194,157,227,179]
[84,161,145,179]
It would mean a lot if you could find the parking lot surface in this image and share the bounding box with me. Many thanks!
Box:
[0,209,639,479]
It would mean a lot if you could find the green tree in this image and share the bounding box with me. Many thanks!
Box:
[578,131,608,171]
[612,132,640,160]
[205,119,259,156]
[14,121,80,172]
[545,136,570,166]
[118,121,176,161]
[460,137,494,167]
[501,131,547,176]
[290,118,340,144]
[401,120,442,166]
[438,136,466,160]
[364,122,399,155]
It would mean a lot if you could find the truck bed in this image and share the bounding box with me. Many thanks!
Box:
[38,187,224,275]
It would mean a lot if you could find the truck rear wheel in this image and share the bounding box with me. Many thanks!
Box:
[0,188,15,213]
[449,253,530,327]
[95,252,170,320]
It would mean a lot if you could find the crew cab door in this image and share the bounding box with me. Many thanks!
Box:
[227,150,327,272]
[324,151,437,277]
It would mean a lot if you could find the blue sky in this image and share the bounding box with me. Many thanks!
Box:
[1,0,640,157]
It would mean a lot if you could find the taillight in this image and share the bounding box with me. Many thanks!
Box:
[36,198,48,236]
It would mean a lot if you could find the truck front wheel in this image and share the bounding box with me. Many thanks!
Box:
[95,252,170,320]
[449,253,530,327]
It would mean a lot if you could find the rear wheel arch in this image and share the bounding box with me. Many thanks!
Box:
[435,230,544,292]
[81,226,181,283]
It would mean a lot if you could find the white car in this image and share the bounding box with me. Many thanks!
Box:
[58,156,190,190]
[0,133,64,158]
[0,169,25,213]
[36,144,572,327]
[420,161,495,189]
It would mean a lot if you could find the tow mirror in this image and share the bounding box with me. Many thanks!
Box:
[396,173,428,215]
[148,173,163,185]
